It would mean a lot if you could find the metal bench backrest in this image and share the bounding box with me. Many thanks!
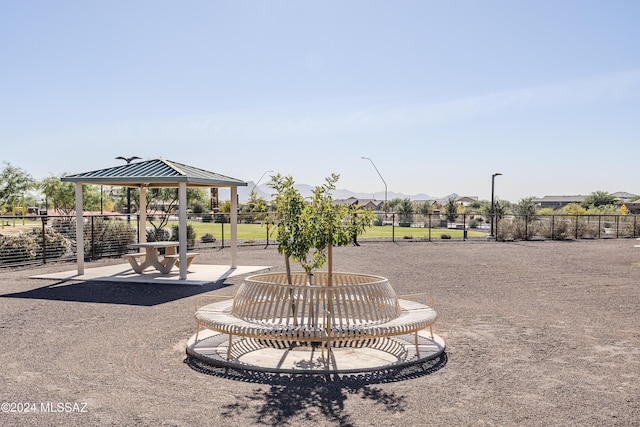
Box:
[233,272,401,329]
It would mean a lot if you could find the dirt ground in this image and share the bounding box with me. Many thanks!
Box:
[0,239,639,426]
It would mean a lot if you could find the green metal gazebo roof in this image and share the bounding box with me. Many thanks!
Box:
[61,159,247,188]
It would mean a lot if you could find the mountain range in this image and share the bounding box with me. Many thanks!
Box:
[219,182,459,203]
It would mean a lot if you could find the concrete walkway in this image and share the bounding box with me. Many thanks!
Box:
[31,263,270,286]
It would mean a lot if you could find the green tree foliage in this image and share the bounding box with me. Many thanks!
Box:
[268,173,373,283]
[396,198,414,224]
[482,198,508,219]
[416,201,432,216]
[170,224,196,249]
[0,162,35,207]
[582,191,617,209]
[268,174,307,282]
[563,203,587,216]
[442,197,459,223]
[140,187,207,234]
[244,191,268,213]
[387,198,403,212]
[40,176,100,217]
[514,196,538,218]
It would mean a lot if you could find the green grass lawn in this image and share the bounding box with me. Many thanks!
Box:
[167,221,486,241]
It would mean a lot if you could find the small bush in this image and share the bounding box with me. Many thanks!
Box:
[0,227,69,265]
[37,228,69,259]
[201,233,216,243]
[440,234,451,239]
[0,232,38,264]
[147,227,170,242]
[192,203,205,214]
[551,220,573,240]
[85,219,136,258]
[170,224,196,249]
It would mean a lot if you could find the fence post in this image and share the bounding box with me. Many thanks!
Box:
[428,214,432,242]
[221,221,225,248]
[392,213,395,243]
[525,215,529,241]
[616,215,620,238]
[265,223,269,248]
[598,215,601,239]
[41,216,47,264]
[463,214,466,241]
[90,216,95,261]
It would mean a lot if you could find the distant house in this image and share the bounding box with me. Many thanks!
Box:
[332,197,359,208]
[532,195,586,210]
[332,197,384,211]
[456,196,478,207]
[623,202,640,214]
[612,192,638,203]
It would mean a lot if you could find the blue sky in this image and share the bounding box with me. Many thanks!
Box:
[2,0,639,202]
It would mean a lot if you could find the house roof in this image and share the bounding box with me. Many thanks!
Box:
[532,195,586,203]
[612,191,637,199]
[61,159,247,188]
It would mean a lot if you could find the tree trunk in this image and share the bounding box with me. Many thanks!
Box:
[285,256,292,284]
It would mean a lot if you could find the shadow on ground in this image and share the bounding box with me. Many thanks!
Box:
[0,279,233,306]
[185,353,447,426]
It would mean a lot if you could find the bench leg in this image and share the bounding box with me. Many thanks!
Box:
[414,331,420,357]
[126,256,147,274]
[227,334,233,359]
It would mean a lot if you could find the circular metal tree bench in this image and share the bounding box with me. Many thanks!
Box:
[192,272,439,363]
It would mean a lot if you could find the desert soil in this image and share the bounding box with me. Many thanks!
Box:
[0,239,639,426]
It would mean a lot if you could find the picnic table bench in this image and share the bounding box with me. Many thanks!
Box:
[124,242,200,274]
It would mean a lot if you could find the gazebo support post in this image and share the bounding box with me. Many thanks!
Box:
[230,186,238,269]
[179,182,188,280]
[139,186,147,244]
[75,183,85,275]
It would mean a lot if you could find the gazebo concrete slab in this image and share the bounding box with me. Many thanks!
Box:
[31,263,270,286]
[186,329,445,375]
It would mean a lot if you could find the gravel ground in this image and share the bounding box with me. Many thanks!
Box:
[1,239,639,426]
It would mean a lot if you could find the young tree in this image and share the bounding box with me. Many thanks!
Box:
[268,173,373,284]
[514,196,538,219]
[40,176,101,217]
[245,191,268,213]
[416,201,432,226]
[482,198,508,219]
[582,191,617,209]
[387,198,403,213]
[396,198,414,225]
[0,162,35,208]
[268,174,307,284]
[442,197,459,223]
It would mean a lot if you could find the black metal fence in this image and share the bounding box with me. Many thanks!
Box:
[1,212,639,268]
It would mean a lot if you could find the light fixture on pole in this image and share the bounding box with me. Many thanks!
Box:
[116,156,141,222]
[361,157,387,213]
[490,173,502,239]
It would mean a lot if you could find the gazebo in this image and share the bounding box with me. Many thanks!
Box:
[61,159,247,280]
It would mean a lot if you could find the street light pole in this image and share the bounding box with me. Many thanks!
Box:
[490,173,502,239]
[361,157,387,213]
[251,170,274,194]
[115,156,141,222]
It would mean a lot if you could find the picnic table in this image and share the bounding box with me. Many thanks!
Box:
[124,241,180,274]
